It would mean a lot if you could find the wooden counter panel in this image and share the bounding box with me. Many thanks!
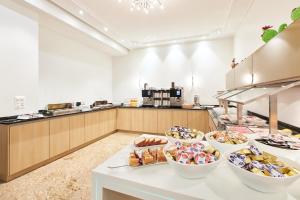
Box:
[70,114,85,149]
[131,109,144,132]
[9,121,50,175]
[157,110,172,134]
[0,125,9,180]
[50,117,70,157]
[85,112,100,142]
[172,110,188,127]
[187,110,208,133]
[143,110,158,133]
[117,109,131,131]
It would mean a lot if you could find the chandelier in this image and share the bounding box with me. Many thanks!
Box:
[118,0,164,14]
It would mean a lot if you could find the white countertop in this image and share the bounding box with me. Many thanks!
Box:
[92,135,300,200]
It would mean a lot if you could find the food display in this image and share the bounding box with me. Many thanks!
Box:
[165,142,221,165]
[134,136,168,148]
[165,126,204,141]
[226,126,253,134]
[256,133,300,150]
[209,131,248,144]
[228,145,299,177]
[129,147,167,167]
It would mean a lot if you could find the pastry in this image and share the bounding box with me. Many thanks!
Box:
[134,137,146,147]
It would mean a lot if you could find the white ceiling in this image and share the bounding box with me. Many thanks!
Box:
[49,0,255,49]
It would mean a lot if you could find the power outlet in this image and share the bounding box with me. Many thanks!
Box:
[14,96,25,110]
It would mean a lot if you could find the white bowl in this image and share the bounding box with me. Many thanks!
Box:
[205,131,248,154]
[163,144,222,179]
[226,152,300,193]
[253,140,300,163]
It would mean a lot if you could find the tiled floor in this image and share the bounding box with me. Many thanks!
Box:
[0,132,138,200]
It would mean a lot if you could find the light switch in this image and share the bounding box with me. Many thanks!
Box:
[14,96,25,110]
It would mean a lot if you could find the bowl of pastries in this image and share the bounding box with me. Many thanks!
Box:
[165,126,204,145]
[129,147,167,167]
[226,145,300,192]
[205,131,248,153]
[163,141,222,179]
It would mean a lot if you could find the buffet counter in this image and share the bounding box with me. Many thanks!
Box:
[0,107,211,182]
[92,135,300,200]
[0,108,117,182]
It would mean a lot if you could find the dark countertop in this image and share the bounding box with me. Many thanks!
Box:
[0,105,217,125]
[0,106,118,125]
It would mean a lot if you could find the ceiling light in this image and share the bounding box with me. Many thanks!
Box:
[79,10,84,15]
[119,0,164,13]
[104,27,108,32]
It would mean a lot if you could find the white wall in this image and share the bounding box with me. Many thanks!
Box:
[0,4,113,116]
[0,4,39,117]
[234,0,300,127]
[113,38,233,105]
[39,26,113,108]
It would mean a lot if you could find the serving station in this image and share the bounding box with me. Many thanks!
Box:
[92,135,300,200]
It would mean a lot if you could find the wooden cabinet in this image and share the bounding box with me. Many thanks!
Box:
[235,56,253,88]
[131,109,144,132]
[143,109,158,133]
[85,112,100,142]
[187,110,208,133]
[172,110,188,127]
[70,114,85,149]
[9,121,49,174]
[50,117,70,157]
[253,20,300,84]
[226,69,235,90]
[117,108,131,130]
[108,109,117,133]
[98,111,105,137]
[157,109,172,134]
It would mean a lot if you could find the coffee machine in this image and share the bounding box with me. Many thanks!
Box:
[142,83,154,107]
[170,82,184,108]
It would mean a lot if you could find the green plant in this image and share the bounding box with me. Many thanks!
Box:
[261,26,278,43]
[291,7,300,21]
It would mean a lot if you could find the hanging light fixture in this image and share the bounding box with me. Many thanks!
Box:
[119,0,165,14]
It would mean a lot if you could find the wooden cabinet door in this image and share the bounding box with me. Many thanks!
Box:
[117,109,131,131]
[172,110,188,127]
[143,110,158,133]
[131,109,144,132]
[108,109,117,133]
[70,114,85,149]
[85,112,100,142]
[187,110,208,133]
[10,121,49,174]
[100,110,109,136]
[50,117,70,157]
[253,20,300,84]
[157,110,172,134]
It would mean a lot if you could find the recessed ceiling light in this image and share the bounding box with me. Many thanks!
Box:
[160,5,165,10]
[104,27,108,32]
[121,39,125,42]
[118,0,122,3]
[79,10,84,15]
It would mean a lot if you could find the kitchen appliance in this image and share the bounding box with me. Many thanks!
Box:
[92,100,114,109]
[161,89,170,107]
[47,103,81,116]
[170,82,184,108]
[142,83,154,107]
[153,90,162,107]
[193,95,201,107]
